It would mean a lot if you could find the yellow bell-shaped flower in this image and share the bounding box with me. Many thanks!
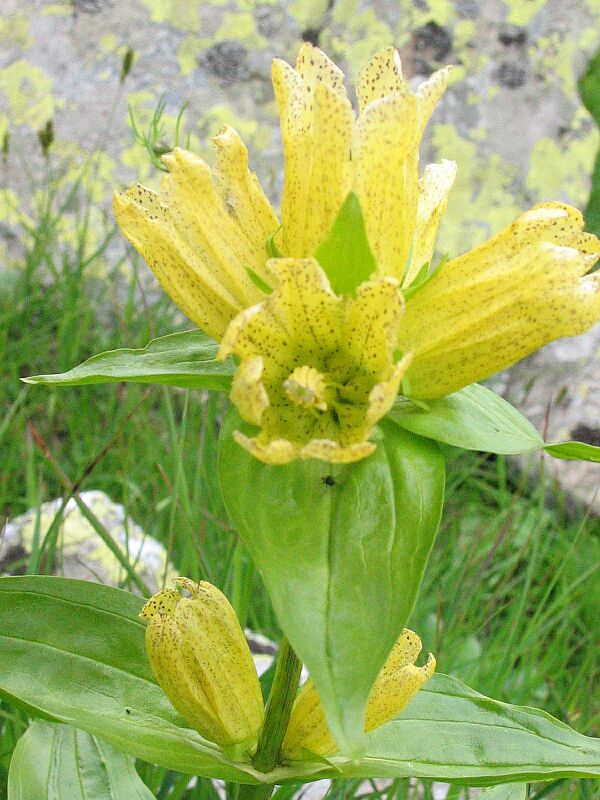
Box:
[282,629,435,759]
[113,44,600,466]
[140,578,264,752]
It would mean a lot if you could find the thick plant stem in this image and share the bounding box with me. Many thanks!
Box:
[238,636,302,800]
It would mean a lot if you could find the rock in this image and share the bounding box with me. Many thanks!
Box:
[498,327,600,514]
[0,490,176,593]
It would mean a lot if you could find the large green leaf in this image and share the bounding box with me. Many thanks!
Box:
[1,577,599,786]
[218,412,445,756]
[336,673,600,785]
[314,192,377,295]
[391,384,543,454]
[8,719,155,800]
[22,330,234,391]
[0,576,256,782]
[544,441,600,463]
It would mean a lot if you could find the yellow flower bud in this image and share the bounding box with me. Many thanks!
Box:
[140,578,264,752]
[282,628,435,759]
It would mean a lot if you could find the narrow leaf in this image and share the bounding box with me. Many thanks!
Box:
[314,192,377,295]
[8,719,155,800]
[544,441,600,463]
[22,330,234,391]
[218,412,445,756]
[391,384,543,454]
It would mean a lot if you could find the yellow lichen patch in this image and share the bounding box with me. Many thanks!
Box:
[282,628,435,759]
[0,60,62,129]
[398,203,600,399]
[141,0,201,32]
[218,257,409,464]
[140,578,264,750]
[113,145,279,340]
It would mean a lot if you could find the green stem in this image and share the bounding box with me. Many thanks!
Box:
[238,636,302,800]
[254,636,302,772]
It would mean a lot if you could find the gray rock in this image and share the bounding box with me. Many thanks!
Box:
[0,490,176,593]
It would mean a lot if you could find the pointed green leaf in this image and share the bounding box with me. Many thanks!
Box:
[314,192,377,295]
[8,719,155,800]
[333,673,600,785]
[218,412,445,756]
[544,441,600,463]
[391,384,543,454]
[22,330,234,391]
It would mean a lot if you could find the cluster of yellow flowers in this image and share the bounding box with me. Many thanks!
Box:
[141,579,434,760]
[114,44,600,466]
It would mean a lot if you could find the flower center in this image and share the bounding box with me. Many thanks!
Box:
[284,365,329,411]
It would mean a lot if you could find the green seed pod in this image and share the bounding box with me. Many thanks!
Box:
[140,578,264,752]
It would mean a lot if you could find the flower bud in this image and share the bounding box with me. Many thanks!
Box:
[140,578,264,751]
[282,628,435,759]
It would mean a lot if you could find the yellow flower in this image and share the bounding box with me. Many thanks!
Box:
[282,628,435,760]
[272,45,451,281]
[113,131,278,342]
[399,202,600,399]
[113,44,600,464]
[140,578,264,752]
[218,257,411,464]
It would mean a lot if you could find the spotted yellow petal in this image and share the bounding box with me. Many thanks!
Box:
[230,356,269,426]
[113,186,242,340]
[415,66,452,135]
[405,159,457,287]
[399,203,600,399]
[345,277,405,375]
[352,93,419,280]
[356,46,408,111]
[114,146,272,340]
[213,125,279,285]
[366,355,412,428]
[365,653,435,732]
[282,628,435,759]
[273,46,353,258]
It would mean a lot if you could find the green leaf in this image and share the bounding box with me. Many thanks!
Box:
[8,719,155,800]
[314,192,377,295]
[333,673,600,785]
[0,576,258,782]
[2,579,600,786]
[218,411,445,756]
[22,330,234,391]
[544,441,600,463]
[391,384,543,454]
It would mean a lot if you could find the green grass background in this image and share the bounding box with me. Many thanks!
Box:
[1,50,600,800]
